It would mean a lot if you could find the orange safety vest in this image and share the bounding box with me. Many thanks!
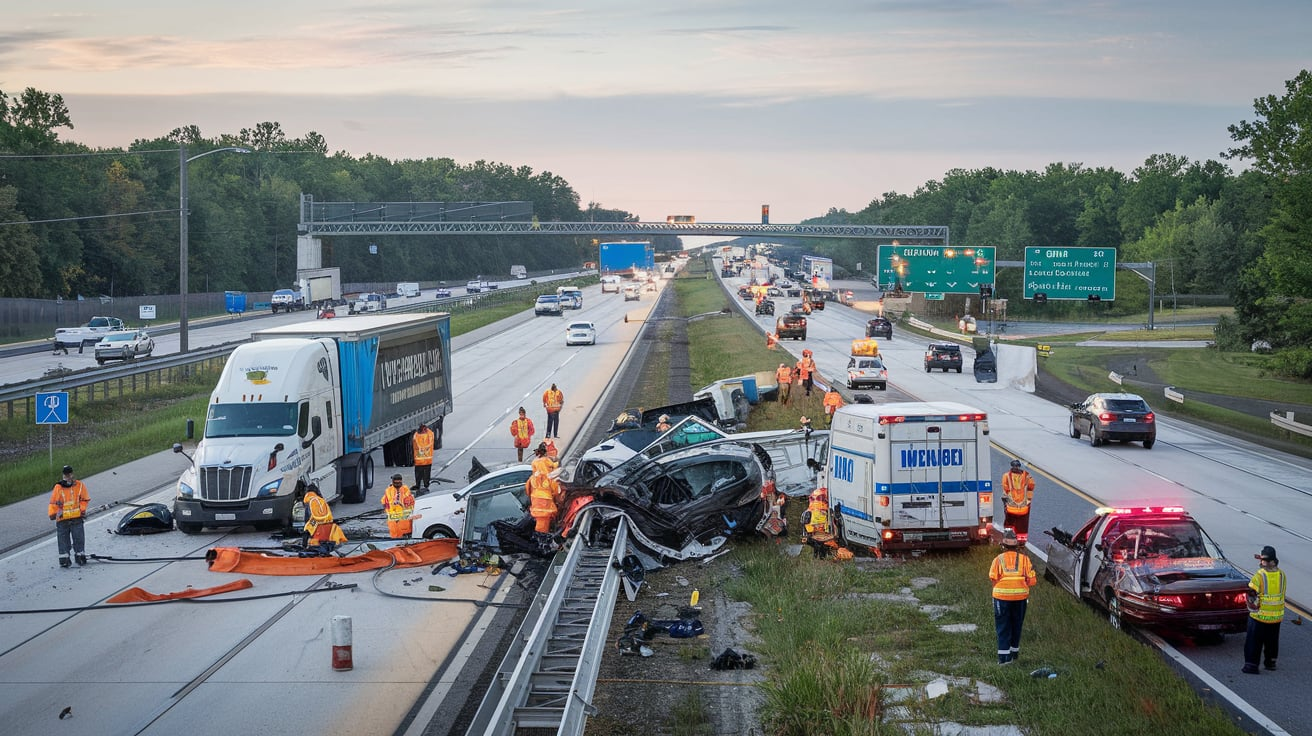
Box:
[529,474,558,519]
[823,391,844,415]
[48,480,90,521]
[543,388,564,413]
[303,491,333,535]
[532,456,558,476]
[766,333,779,350]
[412,428,435,466]
[776,365,793,385]
[1002,470,1034,514]
[381,484,415,521]
[989,550,1036,600]
[796,357,816,379]
[510,417,534,448]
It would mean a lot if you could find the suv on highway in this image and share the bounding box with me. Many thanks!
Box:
[775,314,807,340]
[924,343,963,373]
[1068,392,1157,449]
[865,317,893,339]
[534,294,563,316]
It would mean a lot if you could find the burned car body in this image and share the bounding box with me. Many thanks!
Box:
[563,441,775,561]
[1044,506,1250,635]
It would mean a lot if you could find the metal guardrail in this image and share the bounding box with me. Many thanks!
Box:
[0,344,238,420]
[468,513,629,735]
[1270,411,1312,438]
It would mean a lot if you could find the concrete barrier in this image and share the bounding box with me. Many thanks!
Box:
[1164,386,1184,404]
[1108,371,1123,385]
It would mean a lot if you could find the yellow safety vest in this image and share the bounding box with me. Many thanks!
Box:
[303,491,332,534]
[990,550,1036,601]
[543,389,564,412]
[1249,569,1287,623]
[412,429,434,465]
[804,499,831,535]
[382,486,414,521]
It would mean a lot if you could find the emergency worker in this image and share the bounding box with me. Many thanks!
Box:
[795,350,817,397]
[776,363,793,406]
[542,384,564,439]
[381,473,416,539]
[1001,460,1036,543]
[527,457,560,535]
[766,332,779,350]
[823,384,844,426]
[542,436,560,462]
[800,487,836,558]
[412,421,435,490]
[989,530,1037,664]
[510,407,535,462]
[48,465,90,568]
[1243,545,1287,674]
[531,443,558,477]
[302,483,346,552]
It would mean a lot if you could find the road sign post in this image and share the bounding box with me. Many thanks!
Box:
[876,245,995,295]
[1023,247,1116,300]
[36,391,69,468]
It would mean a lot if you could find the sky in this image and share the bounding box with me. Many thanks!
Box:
[2,1,1308,224]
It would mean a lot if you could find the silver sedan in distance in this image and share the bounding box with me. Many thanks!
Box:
[94,329,155,364]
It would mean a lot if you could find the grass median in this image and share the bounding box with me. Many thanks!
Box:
[633,258,1246,735]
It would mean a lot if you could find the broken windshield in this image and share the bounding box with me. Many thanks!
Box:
[205,403,298,438]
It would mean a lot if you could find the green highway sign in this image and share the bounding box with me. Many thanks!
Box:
[876,245,995,295]
[1024,247,1116,300]
[923,293,945,300]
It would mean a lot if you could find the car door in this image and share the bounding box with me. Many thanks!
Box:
[1046,515,1099,596]
[1072,397,1094,434]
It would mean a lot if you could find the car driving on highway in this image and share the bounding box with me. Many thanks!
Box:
[534,294,564,316]
[775,314,807,340]
[1069,392,1157,448]
[924,343,962,373]
[865,317,893,339]
[565,321,597,346]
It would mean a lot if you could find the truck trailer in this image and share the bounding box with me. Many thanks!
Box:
[825,401,992,553]
[296,266,342,308]
[172,313,454,533]
[599,241,654,277]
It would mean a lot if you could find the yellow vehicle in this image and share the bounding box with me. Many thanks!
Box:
[851,337,881,357]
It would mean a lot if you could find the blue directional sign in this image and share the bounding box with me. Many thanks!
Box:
[876,245,995,295]
[37,391,69,425]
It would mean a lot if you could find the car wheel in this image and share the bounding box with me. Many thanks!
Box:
[1069,417,1080,439]
[847,380,855,390]
[925,365,931,373]
[1089,427,1101,447]
[96,359,105,365]
[878,383,886,391]
[956,367,962,373]
[422,525,457,540]
[1107,592,1125,632]
[1043,566,1057,584]
[1143,438,1155,449]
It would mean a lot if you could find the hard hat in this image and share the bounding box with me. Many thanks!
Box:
[391,473,403,481]
[1002,530,1021,547]
[1010,460,1022,469]
[802,349,812,357]
[62,465,74,474]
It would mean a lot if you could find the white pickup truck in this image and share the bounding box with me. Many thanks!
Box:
[349,293,387,314]
[53,316,126,354]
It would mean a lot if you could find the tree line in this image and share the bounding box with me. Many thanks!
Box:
[2,71,1310,375]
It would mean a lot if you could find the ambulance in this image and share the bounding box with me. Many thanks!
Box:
[825,402,993,552]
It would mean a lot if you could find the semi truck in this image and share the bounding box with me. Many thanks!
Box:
[172,313,454,533]
[825,401,992,553]
[296,266,342,308]
[599,241,654,277]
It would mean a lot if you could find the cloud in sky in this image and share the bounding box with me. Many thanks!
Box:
[3,0,1308,222]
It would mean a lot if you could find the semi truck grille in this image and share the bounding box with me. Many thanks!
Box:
[199,465,254,502]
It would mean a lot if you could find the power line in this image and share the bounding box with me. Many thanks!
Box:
[0,208,177,226]
[0,148,179,158]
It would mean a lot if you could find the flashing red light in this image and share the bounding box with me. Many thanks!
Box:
[882,530,895,540]
[877,496,890,507]
[979,492,993,505]
[1103,505,1187,516]
[880,416,907,425]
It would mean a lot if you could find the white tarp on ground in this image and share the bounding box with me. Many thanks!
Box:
[995,344,1036,392]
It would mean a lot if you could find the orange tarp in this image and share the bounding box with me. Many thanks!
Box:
[107,579,254,604]
[205,539,460,576]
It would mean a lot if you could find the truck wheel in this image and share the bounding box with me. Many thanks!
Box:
[341,456,363,503]
[177,522,203,534]
[362,455,375,491]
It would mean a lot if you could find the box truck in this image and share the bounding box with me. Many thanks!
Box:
[172,314,454,533]
[397,282,421,298]
[599,241,654,277]
[510,265,527,279]
[825,401,992,552]
[296,267,342,308]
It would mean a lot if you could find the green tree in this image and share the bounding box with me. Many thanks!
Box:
[0,185,42,296]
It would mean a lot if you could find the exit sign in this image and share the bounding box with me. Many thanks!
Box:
[876,245,995,295]
[923,293,945,301]
[1024,247,1116,300]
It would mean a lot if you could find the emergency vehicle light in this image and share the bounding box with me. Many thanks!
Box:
[878,412,987,425]
[1097,505,1187,516]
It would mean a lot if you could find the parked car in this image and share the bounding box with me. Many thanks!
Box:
[775,314,807,340]
[1069,392,1157,448]
[846,355,888,390]
[93,329,155,364]
[623,285,641,301]
[737,286,753,301]
[924,343,963,373]
[411,463,534,541]
[755,299,775,316]
[534,294,564,316]
[865,317,893,339]
[1044,506,1250,636]
[566,321,597,346]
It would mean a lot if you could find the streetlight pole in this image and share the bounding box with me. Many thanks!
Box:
[179,145,251,353]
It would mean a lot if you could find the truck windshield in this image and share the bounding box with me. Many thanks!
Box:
[205,403,298,438]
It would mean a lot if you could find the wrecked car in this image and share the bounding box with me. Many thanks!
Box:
[1044,505,1250,636]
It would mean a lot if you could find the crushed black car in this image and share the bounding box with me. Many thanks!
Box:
[755,299,775,316]
[865,317,893,339]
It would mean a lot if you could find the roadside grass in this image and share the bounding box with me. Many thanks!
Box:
[660,259,1245,735]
